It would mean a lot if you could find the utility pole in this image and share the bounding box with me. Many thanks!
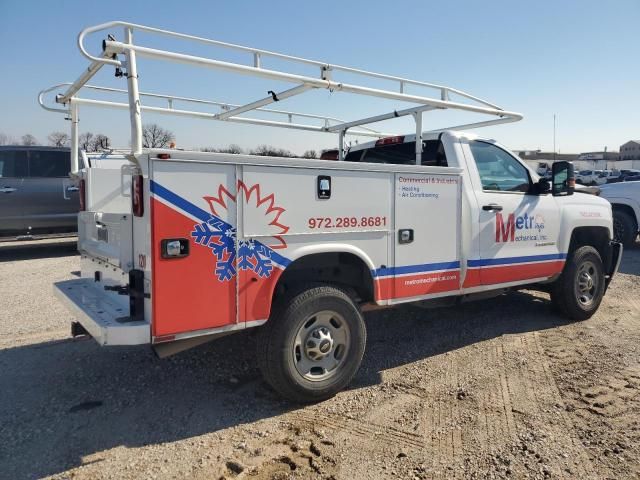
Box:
[553,114,556,161]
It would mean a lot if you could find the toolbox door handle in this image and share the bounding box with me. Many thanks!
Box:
[398,229,414,244]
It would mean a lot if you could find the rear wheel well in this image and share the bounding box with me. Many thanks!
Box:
[272,253,375,308]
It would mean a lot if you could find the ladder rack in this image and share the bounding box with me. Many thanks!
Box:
[39,21,523,171]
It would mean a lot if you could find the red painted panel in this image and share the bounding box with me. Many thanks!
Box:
[151,199,236,336]
[479,260,565,286]
[462,268,482,288]
[238,268,282,323]
[376,270,460,301]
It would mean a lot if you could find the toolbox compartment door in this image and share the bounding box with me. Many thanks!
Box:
[150,159,237,338]
[391,172,462,301]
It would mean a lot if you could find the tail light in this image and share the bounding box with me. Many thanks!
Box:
[132,174,144,217]
[375,135,405,147]
[79,179,86,211]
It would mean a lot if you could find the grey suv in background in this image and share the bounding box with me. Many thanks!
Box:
[0,146,79,237]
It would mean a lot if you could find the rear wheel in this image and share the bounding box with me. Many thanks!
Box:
[612,209,637,248]
[550,246,605,321]
[256,285,366,403]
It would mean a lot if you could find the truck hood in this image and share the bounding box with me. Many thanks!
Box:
[560,190,611,209]
[599,181,640,200]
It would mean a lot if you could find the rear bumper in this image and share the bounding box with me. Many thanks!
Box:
[605,241,623,290]
[54,278,150,345]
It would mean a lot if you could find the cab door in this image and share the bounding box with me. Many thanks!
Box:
[461,140,563,288]
[0,149,27,233]
[22,149,78,232]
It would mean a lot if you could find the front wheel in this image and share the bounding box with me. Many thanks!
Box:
[550,246,605,321]
[256,285,366,403]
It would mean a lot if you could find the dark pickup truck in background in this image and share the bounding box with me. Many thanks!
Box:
[0,146,79,238]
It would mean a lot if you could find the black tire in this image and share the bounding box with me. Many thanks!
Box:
[550,246,605,321]
[612,209,638,248]
[256,284,366,403]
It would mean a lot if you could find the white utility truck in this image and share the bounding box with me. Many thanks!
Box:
[41,22,622,402]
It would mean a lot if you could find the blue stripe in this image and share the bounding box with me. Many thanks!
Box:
[150,180,291,267]
[373,261,460,278]
[151,181,211,222]
[467,253,567,268]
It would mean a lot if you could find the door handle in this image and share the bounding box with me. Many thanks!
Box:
[0,187,17,193]
[482,204,503,212]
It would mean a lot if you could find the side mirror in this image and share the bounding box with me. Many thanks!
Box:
[552,161,575,196]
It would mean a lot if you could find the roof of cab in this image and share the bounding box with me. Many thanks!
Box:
[348,130,482,153]
[0,145,70,151]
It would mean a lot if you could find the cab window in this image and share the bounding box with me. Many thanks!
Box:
[28,150,70,178]
[345,140,448,167]
[469,141,530,192]
[0,150,28,178]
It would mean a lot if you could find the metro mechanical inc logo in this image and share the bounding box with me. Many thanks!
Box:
[495,212,547,243]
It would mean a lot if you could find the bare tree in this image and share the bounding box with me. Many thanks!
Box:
[48,132,69,147]
[250,145,295,157]
[92,134,111,151]
[303,150,317,159]
[22,134,38,146]
[77,132,111,152]
[78,132,94,151]
[142,124,174,148]
[0,133,17,145]
[221,144,243,154]
[201,144,243,154]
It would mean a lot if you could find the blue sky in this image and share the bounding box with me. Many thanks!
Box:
[1,0,638,154]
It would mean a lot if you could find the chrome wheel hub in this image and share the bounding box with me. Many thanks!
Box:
[293,310,350,382]
[575,260,598,306]
[304,327,335,360]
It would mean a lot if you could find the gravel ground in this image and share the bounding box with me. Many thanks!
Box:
[1,239,639,479]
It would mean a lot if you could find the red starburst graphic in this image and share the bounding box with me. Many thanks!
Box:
[203,181,289,250]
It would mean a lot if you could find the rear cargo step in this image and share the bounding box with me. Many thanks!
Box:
[54,279,150,345]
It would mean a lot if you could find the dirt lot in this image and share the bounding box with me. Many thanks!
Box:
[1,239,639,480]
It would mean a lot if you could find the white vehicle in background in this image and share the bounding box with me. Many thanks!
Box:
[601,170,621,183]
[600,182,640,247]
[39,21,622,402]
[575,170,607,186]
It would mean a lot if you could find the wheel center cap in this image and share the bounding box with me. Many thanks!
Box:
[305,327,334,360]
[319,340,331,353]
